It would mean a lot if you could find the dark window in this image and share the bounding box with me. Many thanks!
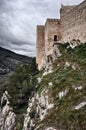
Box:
[54,35,57,41]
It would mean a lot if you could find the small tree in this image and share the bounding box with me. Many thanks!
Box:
[7,63,38,114]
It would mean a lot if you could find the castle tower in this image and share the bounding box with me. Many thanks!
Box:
[36,0,86,70]
[45,19,61,56]
[36,25,45,70]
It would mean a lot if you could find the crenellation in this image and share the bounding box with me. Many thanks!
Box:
[36,0,86,70]
[45,19,60,27]
[37,25,45,28]
[46,18,60,21]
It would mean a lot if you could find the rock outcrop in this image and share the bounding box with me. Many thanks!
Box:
[0,91,16,130]
[0,43,86,130]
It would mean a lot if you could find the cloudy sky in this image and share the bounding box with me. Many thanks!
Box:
[0,0,83,57]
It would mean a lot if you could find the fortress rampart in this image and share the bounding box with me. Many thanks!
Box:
[36,25,45,68]
[61,0,86,43]
[60,5,77,17]
[36,0,86,70]
[45,19,61,56]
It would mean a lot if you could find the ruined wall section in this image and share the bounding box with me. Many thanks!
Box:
[36,25,45,69]
[45,19,61,56]
[60,5,76,17]
[61,0,86,43]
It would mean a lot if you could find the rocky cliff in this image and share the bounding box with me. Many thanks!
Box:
[0,43,86,130]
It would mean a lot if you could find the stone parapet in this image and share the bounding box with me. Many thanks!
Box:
[36,0,86,70]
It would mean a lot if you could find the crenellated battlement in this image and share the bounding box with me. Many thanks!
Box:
[37,25,45,28]
[45,18,61,25]
[36,25,45,34]
[36,0,86,70]
[46,18,60,22]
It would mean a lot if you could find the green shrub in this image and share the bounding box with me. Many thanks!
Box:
[7,63,38,114]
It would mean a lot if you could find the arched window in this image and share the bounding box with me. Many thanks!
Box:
[54,35,57,41]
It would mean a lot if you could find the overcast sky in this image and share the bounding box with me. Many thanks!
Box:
[0,0,83,57]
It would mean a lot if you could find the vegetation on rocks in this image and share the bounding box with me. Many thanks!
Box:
[7,60,38,114]
[36,43,86,130]
[1,43,86,130]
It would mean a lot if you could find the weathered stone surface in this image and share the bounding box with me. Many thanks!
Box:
[36,0,86,70]
[61,0,86,43]
[23,88,54,130]
[0,91,16,130]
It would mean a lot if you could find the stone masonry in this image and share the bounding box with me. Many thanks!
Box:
[36,0,86,70]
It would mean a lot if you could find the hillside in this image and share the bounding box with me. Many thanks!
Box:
[0,47,35,105]
[34,43,86,130]
[0,47,35,75]
[0,43,86,130]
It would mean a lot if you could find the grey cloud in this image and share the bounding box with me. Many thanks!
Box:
[0,0,83,56]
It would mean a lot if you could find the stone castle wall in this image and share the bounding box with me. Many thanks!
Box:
[61,0,86,43]
[36,0,86,70]
[36,25,45,69]
[60,5,77,17]
[45,19,61,56]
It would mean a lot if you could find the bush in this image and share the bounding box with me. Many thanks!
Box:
[7,63,38,113]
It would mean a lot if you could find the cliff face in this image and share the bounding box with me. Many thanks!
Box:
[0,43,86,130]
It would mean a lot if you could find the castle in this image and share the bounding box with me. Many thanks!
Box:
[36,0,86,70]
